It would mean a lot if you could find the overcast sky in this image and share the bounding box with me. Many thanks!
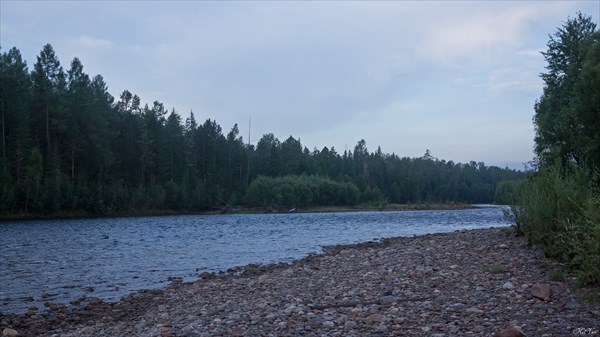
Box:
[2,1,599,169]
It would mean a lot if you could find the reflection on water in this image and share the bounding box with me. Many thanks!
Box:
[0,207,509,314]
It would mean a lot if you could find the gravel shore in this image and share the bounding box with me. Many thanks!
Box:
[2,227,599,337]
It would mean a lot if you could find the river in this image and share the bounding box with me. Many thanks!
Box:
[0,206,510,314]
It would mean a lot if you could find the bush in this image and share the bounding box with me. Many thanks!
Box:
[511,164,600,286]
[360,186,388,207]
[244,174,361,208]
[494,180,523,205]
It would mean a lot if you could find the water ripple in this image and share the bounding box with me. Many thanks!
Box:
[0,207,509,314]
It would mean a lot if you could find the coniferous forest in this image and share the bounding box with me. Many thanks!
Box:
[0,44,523,218]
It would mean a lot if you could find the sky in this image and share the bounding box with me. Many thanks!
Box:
[1,1,599,170]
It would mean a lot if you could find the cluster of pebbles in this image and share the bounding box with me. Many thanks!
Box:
[2,227,599,337]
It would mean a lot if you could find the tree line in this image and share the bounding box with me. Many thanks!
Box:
[1,43,523,217]
[512,13,599,286]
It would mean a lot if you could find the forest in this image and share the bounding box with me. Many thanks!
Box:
[0,44,523,218]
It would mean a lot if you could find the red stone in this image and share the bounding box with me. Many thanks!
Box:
[531,283,553,300]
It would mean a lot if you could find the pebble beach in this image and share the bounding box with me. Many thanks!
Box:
[2,227,599,337]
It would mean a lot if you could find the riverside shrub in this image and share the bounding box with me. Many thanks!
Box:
[244,175,360,208]
[512,164,600,286]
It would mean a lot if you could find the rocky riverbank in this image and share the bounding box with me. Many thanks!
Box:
[2,227,599,337]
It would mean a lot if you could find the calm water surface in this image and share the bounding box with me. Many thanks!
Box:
[0,207,509,314]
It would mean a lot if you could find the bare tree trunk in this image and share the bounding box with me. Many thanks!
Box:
[71,143,75,184]
[46,103,50,146]
[1,95,5,168]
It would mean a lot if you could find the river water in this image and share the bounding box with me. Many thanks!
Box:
[0,206,509,314]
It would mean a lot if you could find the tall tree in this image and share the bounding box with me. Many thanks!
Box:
[66,57,92,185]
[31,44,66,150]
[280,136,303,175]
[0,47,32,183]
[31,44,67,212]
[571,32,600,169]
[533,13,598,167]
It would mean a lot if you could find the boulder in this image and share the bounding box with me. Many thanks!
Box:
[531,283,552,300]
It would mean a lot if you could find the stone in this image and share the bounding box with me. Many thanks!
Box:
[7,227,599,337]
[416,264,433,273]
[347,308,363,318]
[344,320,357,330]
[87,297,103,305]
[493,327,525,337]
[80,326,95,334]
[258,274,269,283]
[158,326,173,337]
[2,329,18,337]
[531,283,552,300]
[376,324,388,332]
[379,296,395,305]
[502,281,515,289]
[499,244,508,249]
[200,272,215,279]
[563,300,581,310]
[366,314,386,322]
[466,307,485,314]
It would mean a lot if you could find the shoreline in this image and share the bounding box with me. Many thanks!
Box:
[2,227,598,336]
[0,203,477,222]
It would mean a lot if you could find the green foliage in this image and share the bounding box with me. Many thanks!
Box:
[24,147,43,212]
[582,289,600,303]
[0,167,15,212]
[548,267,566,282]
[513,164,600,286]
[494,180,523,205]
[533,13,598,168]
[500,226,515,236]
[515,13,600,287]
[482,265,505,274]
[0,43,524,218]
[360,186,387,208]
[245,175,360,209]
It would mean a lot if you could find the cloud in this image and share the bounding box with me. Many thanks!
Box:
[2,0,597,166]
[76,35,113,49]
[485,68,542,95]
[416,3,572,66]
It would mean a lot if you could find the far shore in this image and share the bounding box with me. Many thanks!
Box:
[0,202,480,222]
